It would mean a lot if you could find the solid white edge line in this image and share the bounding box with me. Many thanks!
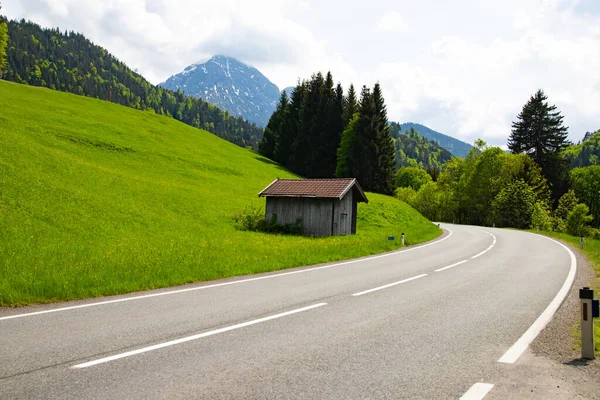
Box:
[352,274,428,296]
[471,231,496,259]
[434,259,468,272]
[1,229,453,321]
[72,302,327,369]
[497,234,577,364]
[460,383,494,400]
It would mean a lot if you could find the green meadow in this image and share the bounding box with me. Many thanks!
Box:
[0,81,440,306]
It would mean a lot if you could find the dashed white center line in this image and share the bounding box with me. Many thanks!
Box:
[71,302,327,369]
[460,383,494,400]
[434,260,468,272]
[352,274,428,297]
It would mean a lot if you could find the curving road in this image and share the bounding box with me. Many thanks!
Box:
[0,224,575,399]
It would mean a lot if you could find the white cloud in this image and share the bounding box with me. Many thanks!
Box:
[376,11,408,33]
[2,0,599,147]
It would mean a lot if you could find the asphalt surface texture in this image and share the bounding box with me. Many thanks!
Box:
[0,224,575,399]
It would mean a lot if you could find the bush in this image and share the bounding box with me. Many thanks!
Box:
[491,179,536,229]
[233,205,303,235]
[531,201,553,231]
[566,203,593,236]
[233,205,267,231]
[394,186,417,207]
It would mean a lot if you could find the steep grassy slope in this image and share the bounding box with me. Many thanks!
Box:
[0,81,440,306]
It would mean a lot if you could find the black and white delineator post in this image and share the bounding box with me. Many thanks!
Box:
[401,232,405,246]
[579,287,599,360]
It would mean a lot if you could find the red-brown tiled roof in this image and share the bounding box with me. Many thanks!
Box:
[258,178,368,203]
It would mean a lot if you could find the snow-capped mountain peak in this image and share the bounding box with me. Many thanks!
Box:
[161,55,281,127]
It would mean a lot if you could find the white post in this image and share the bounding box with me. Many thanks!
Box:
[580,287,595,360]
[580,236,584,249]
[401,232,405,246]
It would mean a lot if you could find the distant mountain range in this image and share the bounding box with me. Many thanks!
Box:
[162,56,472,157]
[394,123,472,158]
[161,55,281,127]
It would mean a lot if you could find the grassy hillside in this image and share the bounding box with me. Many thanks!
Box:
[0,81,440,306]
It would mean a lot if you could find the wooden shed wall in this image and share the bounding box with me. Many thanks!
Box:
[332,191,353,235]
[266,197,335,236]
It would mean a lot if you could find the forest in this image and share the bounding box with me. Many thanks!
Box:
[0,18,263,148]
[396,91,600,237]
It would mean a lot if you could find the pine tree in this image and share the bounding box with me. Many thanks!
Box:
[508,89,570,201]
[352,86,377,190]
[343,84,358,129]
[259,91,288,161]
[277,81,305,168]
[371,83,396,195]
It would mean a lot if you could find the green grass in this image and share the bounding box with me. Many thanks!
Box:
[0,81,441,306]
[534,230,600,354]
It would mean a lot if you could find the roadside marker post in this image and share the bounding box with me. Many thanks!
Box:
[580,236,584,249]
[401,232,405,246]
[579,287,598,360]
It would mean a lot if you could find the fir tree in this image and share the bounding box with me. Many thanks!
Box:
[371,83,396,195]
[343,83,358,129]
[259,91,288,160]
[508,89,570,201]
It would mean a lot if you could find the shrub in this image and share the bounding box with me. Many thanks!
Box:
[531,201,553,231]
[233,205,303,235]
[566,203,593,236]
[491,179,536,229]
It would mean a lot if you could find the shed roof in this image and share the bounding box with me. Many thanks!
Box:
[258,178,368,203]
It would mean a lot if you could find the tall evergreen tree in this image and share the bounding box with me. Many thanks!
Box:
[371,83,396,195]
[351,86,378,191]
[508,89,570,201]
[259,91,288,161]
[277,81,305,168]
[343,83,358,129]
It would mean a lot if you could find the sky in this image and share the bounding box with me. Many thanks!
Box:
[3,0,600,147]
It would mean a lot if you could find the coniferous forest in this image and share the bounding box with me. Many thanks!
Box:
[1,18,263,148]
[259,73,396,195]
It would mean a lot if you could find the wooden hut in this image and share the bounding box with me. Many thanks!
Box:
[258,178,368,236]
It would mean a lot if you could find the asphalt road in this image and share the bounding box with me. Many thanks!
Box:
[0,224,574,399]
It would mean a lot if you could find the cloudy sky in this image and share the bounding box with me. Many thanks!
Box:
[3,0,600,146]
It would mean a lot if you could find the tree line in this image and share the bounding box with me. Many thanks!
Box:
[396,90,600,237]
[259,73,396,195]
[1,18,263,149]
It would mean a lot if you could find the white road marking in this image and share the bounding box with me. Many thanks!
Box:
[0,229,453,321]
[434,260,468,272]
[352,274,428,296]
[498,234,577,364]
[460,383,494,400]
[471,231,497,259]
[71,302,327,369]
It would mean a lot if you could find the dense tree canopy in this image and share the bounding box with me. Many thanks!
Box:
[563,130,600,168]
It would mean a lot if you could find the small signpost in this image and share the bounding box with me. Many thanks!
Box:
[388,236,395,241]
[580,287,599,360]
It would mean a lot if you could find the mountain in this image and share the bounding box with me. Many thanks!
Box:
[161,55,281,127]
[564,129,600,168]
[395,122,472,158]
[389,123,453,168]
[3,19,263,149]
